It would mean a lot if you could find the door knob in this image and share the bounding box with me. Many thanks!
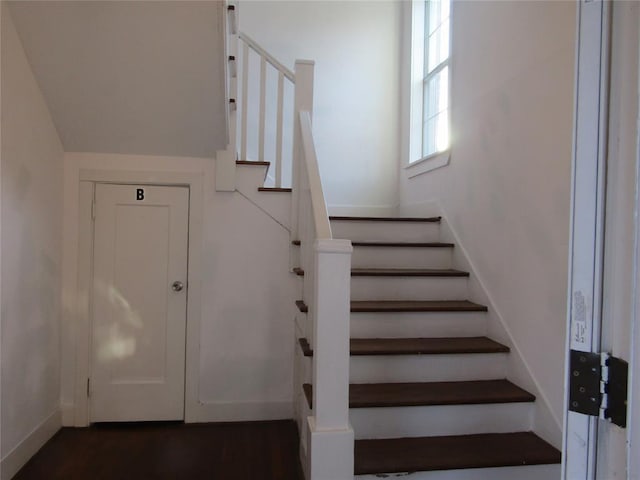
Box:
[172,281,184,292]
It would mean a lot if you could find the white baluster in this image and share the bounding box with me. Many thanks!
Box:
[258,57,266,163]
[275,72,284,188]
[240,41,249,161]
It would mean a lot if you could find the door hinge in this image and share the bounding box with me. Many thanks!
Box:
[569,350,628,428]
[87,378,91,398]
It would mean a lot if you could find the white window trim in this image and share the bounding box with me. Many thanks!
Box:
[405,149,450,178]
[401,0,452,177]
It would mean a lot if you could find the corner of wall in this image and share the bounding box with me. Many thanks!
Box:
[2,2,64,470]
[60,403,75,427]
[0,409,61,480]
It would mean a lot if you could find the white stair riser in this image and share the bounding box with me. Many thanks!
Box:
[235,164,268,190]
[351,276,468,301]
[295,312,311,347]
[351,402,533,439]
[294,337,311,385]
[349,353,508,383]
[298,352,507,384]
[291,247,301,272]
[356,464,561,480]
[331,221,440,242]
[350,312,487,338]
[296,393,312,461]
[352,246,452,269]
[294,277,304,304]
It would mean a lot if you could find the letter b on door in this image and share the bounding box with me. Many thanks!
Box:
[136,188,145,201]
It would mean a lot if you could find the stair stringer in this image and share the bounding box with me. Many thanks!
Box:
[401,201,562,448]
[293,311,311,479]
[234,162,292,229]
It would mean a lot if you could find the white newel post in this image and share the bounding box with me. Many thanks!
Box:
[291,60,315,246]
[307,239,354,480]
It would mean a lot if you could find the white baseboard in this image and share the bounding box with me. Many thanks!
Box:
[1,409,61,480]
[306,417,354,480]
[186,400,293,423]
[435,205,563,447]
[397,200,562,447]
[327,204,398,217]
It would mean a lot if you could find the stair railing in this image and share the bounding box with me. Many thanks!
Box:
[225,4,354,478]
[293,60,354,480]
[222,4,295,189]
[236,33,294,188]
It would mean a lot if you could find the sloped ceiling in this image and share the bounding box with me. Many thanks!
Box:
[8,1,227,158]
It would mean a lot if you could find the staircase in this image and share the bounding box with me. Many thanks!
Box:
[223,5,561,476]
[294,216,561,479]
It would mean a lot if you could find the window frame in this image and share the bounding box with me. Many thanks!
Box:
[403,0,452,178]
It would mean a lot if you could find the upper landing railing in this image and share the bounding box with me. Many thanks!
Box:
[237,32,294,188]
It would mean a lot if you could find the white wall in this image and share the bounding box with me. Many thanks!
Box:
[8,1,228,159]
[400,0,576,433]
[61,153,297,425]
[239,0,401,213]
[1,4,64,477]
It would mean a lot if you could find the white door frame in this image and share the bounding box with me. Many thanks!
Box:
[630,10,640,472]
[72,169,204,426]
[562,0,611,478]
[564,0,640,478]
[632,146,640,478]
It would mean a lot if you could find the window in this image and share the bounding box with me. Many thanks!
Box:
[405,0,451,173]
[422,0,450,157]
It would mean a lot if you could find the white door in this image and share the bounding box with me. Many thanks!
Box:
[90,184,189,422]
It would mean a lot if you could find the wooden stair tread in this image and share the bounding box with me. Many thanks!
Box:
[298,336,509,357]
[352,241,454,248]
[350,336,509,355]
[296,300,487,313]
[330,215,441,223]
[258,187,292,192]
[302,380,534,409]
[298,338,313,357]
[354,432,561,475]
[351,268,469,277]
[236,160,270,166]
[351,300,487,312]
[292,268,469,277]
[349,380,535,407]
[292,240,454,248]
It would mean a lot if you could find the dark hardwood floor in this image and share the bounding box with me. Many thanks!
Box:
[14,420,304,480]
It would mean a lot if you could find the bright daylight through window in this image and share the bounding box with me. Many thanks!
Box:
[422,0,450,158]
